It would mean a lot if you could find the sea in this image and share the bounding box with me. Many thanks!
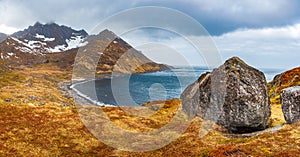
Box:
[72,67,283,106]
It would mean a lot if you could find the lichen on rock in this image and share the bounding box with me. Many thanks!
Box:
[181,57,271,133]
[281,86,300,124]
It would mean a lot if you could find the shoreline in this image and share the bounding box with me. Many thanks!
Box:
[60,73,138,107]
[60,79,115,107]
[65,69,175,107]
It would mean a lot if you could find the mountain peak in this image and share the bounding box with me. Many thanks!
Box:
[33,21,42,26]
[33,21,59,27]
[75,29,169,75]
[11,22,88,53]
[45,22,58,25]
[97,29,117,40]
[102,29,114,34]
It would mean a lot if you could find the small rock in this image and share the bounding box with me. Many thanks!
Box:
[23,99,28,103]
[29,95,37,100]
[281,86,300,124]
[40,102,45,106]
[4,98,13,102]
[42,59,49,64]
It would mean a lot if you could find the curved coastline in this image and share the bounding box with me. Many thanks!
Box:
[66,73,152,107]
[71,79,114,106]
[67,70,175,107]
[61,78,115,107]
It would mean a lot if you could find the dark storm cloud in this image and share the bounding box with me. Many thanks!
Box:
[0,0,299,35]
[136,0,300,35]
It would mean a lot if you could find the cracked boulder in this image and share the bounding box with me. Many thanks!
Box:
[181,57,271,133]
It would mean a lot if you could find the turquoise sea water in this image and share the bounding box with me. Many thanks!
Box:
[72,67,282,106]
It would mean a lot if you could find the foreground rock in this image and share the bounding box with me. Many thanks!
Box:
[181,57,271,133]
[281,86,300,124]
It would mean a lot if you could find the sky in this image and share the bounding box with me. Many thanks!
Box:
[0,0,300,70]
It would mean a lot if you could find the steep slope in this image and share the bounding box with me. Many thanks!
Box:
[11,22,88,53]
[94,29,170,74]
[73,29,170,75]
[0,36,47,64]
[268,67,300,104]
[0,22,88,64]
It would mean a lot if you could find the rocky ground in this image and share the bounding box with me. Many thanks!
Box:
[0,62,300,156]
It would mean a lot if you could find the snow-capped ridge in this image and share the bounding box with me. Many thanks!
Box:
[10,22,89,53]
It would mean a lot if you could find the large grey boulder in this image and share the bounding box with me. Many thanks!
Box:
[181,57,271,133]
[281,86,300,124]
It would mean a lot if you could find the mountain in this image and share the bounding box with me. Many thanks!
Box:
[0,22,88,64]
[10,22,88,53]
[63,29,170,75]
[0,33,7,42]
[0,23,169,74]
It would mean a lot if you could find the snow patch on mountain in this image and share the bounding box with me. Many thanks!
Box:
[0,51,18,59]
[11,37,41,54]
[10,35,88,53]
[35,33,55,42]
[35,34,45,39]
[67,35,88,49]
[18,47,31,53]
[46,35,88,52]
[7,22,89,54]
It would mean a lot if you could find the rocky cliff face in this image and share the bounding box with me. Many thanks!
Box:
[281,86,300,124]
[181,57,271,133]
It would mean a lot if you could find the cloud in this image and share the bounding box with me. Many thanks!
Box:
[0,0,136,33]
[186,0,295,23]
[0,0,299,35]
[0,0,299,72]
[0,24,18,34]
[214,23,300,69]
[121,23,300,70]
[219,24,300,39]
[133,0,300,35]
[121,29,212,68]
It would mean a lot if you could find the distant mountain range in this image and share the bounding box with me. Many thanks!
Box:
[0,33,7,42]
[0,22,169,74]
